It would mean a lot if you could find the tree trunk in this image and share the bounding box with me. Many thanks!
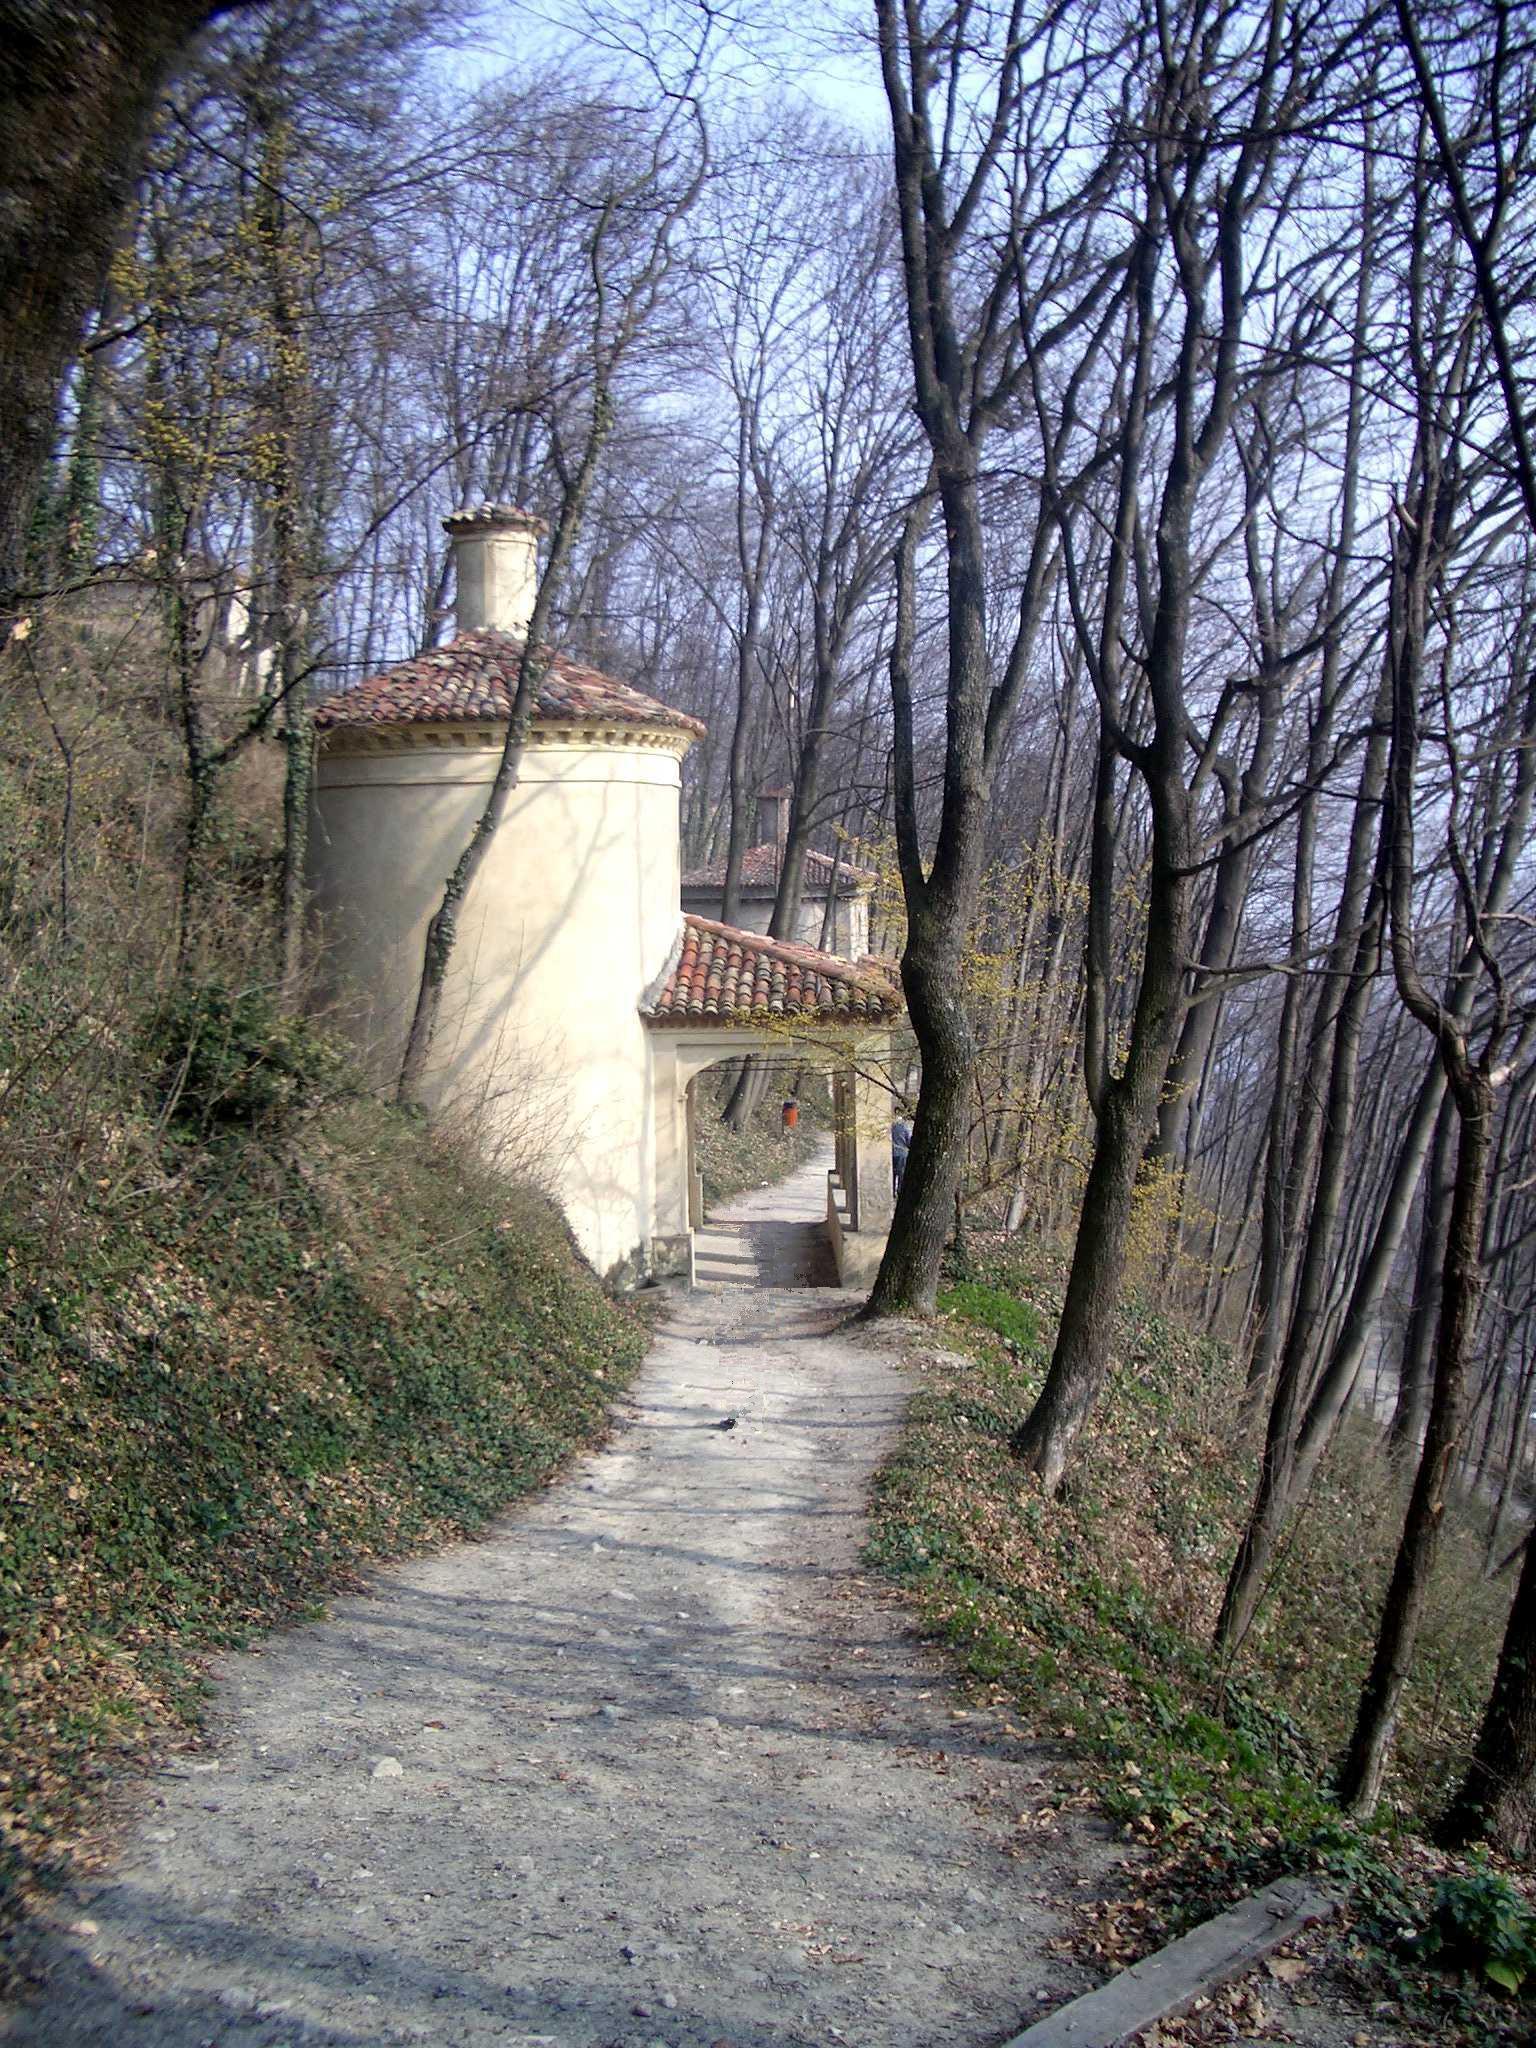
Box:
[397,427,611,1106]
[864,467,995,1318]
[1010,1083,1150,1491]
[1217,693,1393,1651]
[721,1055,770,1134]
[719,408,770,932]
[1012,760,1196,1488]
[0,1,242,600]
[251,107,315,1002]
[1388,1090,1457,1457]
[1337,1076,1494,1815]
[1441,1520,1536,1854]
[866,899,973,1317]
[170,561,220,968]
[1217,1049,1445,1655]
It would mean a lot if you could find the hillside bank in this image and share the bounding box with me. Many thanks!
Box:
[0,1091,647,1953]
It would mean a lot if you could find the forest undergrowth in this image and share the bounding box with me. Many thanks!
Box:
[868,1240,1536,2044]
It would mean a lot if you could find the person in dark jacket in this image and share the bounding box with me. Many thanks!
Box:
[891,1117,912,1194]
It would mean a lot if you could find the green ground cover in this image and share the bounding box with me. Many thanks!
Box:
[867,1247,1532,2042]
[0,1085,646,1942]
[692,1071,830,1206]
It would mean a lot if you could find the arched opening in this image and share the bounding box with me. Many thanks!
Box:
[647,1021,899,1291]
[683,1053,841,1289]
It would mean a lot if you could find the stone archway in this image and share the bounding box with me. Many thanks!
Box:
[647,1027,896,1289]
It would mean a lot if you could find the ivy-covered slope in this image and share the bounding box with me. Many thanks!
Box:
[867,1253,1532,2042]
[0,1096,646,1937]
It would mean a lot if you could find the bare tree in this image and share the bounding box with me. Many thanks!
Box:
[866,0,1133,1316]
[1012,0,1317,1490]
[0,0,252,602]
[397,82,707,1104]
[1339,0,1536,1820]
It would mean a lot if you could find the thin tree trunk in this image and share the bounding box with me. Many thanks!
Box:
[1338,1081,1494,1813]
[1218,1051,1448,1653]
[1390,1091,1458,1455]
[251,106,315,1002]
[720,410,770,932]
[398,376,619,1104]
[1217,692,1394,1650]
[1245,170,1375,1401]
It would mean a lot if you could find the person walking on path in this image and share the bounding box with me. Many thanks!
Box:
[892,1115,912,1194]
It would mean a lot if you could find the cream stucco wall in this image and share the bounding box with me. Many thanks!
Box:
[309,723,686,1281]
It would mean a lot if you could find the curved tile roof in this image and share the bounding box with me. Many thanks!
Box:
[643,915,902,1029]
[680,843,877,895]
[313,629,707,741]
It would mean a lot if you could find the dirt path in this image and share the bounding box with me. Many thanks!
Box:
[7,1151,1110,2048]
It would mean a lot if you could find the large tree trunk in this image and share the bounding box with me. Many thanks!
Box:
[0,1,241,601]
[867,897,975,1315]
[864,454,995,1316]
[1011,1084,1147,1489]
[1442,1518,1536,1854]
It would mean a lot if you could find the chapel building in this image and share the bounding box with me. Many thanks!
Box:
[307,505,900,1289]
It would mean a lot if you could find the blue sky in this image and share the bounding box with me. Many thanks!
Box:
[441,1,890,139]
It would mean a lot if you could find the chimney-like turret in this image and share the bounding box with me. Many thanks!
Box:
[757,786,790,850]
[443,503,546,637]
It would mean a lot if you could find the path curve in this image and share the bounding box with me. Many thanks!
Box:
[7,1153,1104,2048]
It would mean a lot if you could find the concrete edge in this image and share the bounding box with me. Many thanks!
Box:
[1002,1876,1339,2047]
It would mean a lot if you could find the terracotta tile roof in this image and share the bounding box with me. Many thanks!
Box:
[313,629,707,741]
[643,915,903,1029]
[680,843,877,894]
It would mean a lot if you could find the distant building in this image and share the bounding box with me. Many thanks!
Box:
[47,555,275,701]
[681,789,875,961]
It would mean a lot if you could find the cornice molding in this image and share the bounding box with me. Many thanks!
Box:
[319,721,694,761]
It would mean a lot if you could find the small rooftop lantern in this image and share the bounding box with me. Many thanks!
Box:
[439,503,547,638]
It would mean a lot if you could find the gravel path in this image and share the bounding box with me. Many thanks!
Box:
[6,1150,1110,2048]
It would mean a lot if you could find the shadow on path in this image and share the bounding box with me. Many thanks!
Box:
[692,1143,839,1289]
[4,1145,1114,2048]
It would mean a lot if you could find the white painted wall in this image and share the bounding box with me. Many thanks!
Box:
[309,727,686,1281]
